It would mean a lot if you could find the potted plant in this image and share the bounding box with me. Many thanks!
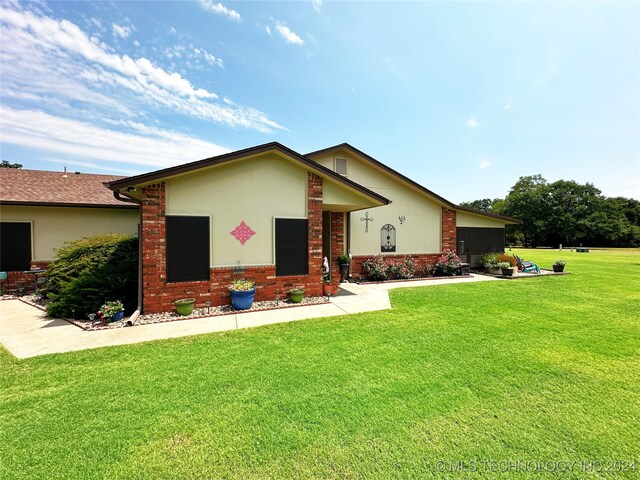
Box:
[98,299,124,322]
[228,279,256,310]
[175,298,195,316]
[337,253,351,283]
[498,261,515,277]
[553,259,566,273]
[289,287,304,303]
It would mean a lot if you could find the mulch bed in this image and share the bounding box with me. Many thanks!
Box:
[10,294,330,331]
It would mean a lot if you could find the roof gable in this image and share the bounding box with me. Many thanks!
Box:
[306,143,519,224]
[107,142,390,207]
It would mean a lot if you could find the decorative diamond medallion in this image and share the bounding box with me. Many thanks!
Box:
[230,220,255,246]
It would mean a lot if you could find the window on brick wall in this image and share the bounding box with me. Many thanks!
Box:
[0,222,32,271]
[275,218,308,276]
[166,216,210,282]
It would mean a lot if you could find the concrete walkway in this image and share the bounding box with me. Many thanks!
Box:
[0,274,497,358]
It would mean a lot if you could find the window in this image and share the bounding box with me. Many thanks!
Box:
[275,218,308,276]
[381,224,396,252]
[334,157,348,176]
[166,216,210,282]
[0,222,32,271]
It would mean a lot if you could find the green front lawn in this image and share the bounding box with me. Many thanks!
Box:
[1,249,639,478]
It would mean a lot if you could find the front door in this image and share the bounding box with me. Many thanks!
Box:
[456,228,470,264]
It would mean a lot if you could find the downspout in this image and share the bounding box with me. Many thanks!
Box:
[110,190,143,326]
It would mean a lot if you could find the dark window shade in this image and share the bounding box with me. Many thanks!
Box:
[457,227,505,255]
[0,222,31,271]
[166,216,210,282]
[275,218,308,276]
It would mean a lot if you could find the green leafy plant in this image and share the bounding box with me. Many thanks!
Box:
[497,262,511,269]
[43,234,137,318]
[554,259,566,267]
[337,254,351,265]
[480,252,499,268]
[228,279,255,291]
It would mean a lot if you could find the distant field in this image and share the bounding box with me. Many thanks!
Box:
[1,248,638,478]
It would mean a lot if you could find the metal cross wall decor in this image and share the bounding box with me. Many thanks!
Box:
[360,211,374,232]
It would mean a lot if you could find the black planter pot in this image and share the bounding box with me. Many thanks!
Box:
[553,265,565,273]
[339,263,350,283]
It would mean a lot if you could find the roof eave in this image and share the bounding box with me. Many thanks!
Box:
[106,142,391,207]
[0,200,139,209]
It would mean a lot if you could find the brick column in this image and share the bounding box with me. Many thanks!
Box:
[330,212,345,285]
[141,183,166,313]
[441,207,457,253]
[307,173,323,295]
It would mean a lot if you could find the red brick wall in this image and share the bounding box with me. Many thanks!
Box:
[1,261,50,295]
[330,212,345,286]
[442,207,457,252]
[140,173,325,314]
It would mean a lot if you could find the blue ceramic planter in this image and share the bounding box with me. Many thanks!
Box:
[111,310,125,321]
[229,288,256,310]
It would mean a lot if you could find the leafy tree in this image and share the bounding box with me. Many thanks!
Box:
[1,160,23,169]
[464,175,640,247]
[501,175,550,247]
[459,198,497,212]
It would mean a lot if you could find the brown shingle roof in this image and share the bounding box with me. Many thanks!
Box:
[0,168,137,208]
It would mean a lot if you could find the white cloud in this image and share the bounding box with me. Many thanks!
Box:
[0,106,230,168]
[479,160,492,169]
[312,0,323,13]
[466,117,479,127]
[504,103,511,110]
[0,5,283,132]
[169,26,177,34]
[199,1,241,22]
[111,22,132,39]
[265,25,271,35]
[275,21,304,45]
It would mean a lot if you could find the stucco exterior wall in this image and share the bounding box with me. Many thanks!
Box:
[456,211,507,228]
[0,205,138,261]
[165,153,308,267]
[311,151,442,255]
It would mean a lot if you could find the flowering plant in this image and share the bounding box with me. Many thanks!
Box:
[228,279,255,291]
[432,249,462,276]
[98,300,124,319]
[362,255,417,281]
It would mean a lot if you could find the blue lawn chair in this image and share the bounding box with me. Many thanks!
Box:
[514,255,540,273]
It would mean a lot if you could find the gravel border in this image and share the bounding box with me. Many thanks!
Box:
[54,296,330,331]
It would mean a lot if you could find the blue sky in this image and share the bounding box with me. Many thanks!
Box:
[1,0,638,201]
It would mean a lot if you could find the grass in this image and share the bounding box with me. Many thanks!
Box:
[1,248,639,479]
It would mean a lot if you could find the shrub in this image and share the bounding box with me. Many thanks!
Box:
[337,254,351,265]
[361,255,417,281]
[480,252,500,268]
[554,259,566,267]
[496,253,517,267]
[497,262,511,269]
[432,249,462,276]
[362,255,388,281]
[43,234,138,318]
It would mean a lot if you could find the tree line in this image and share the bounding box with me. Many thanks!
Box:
[461,175,640,248]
